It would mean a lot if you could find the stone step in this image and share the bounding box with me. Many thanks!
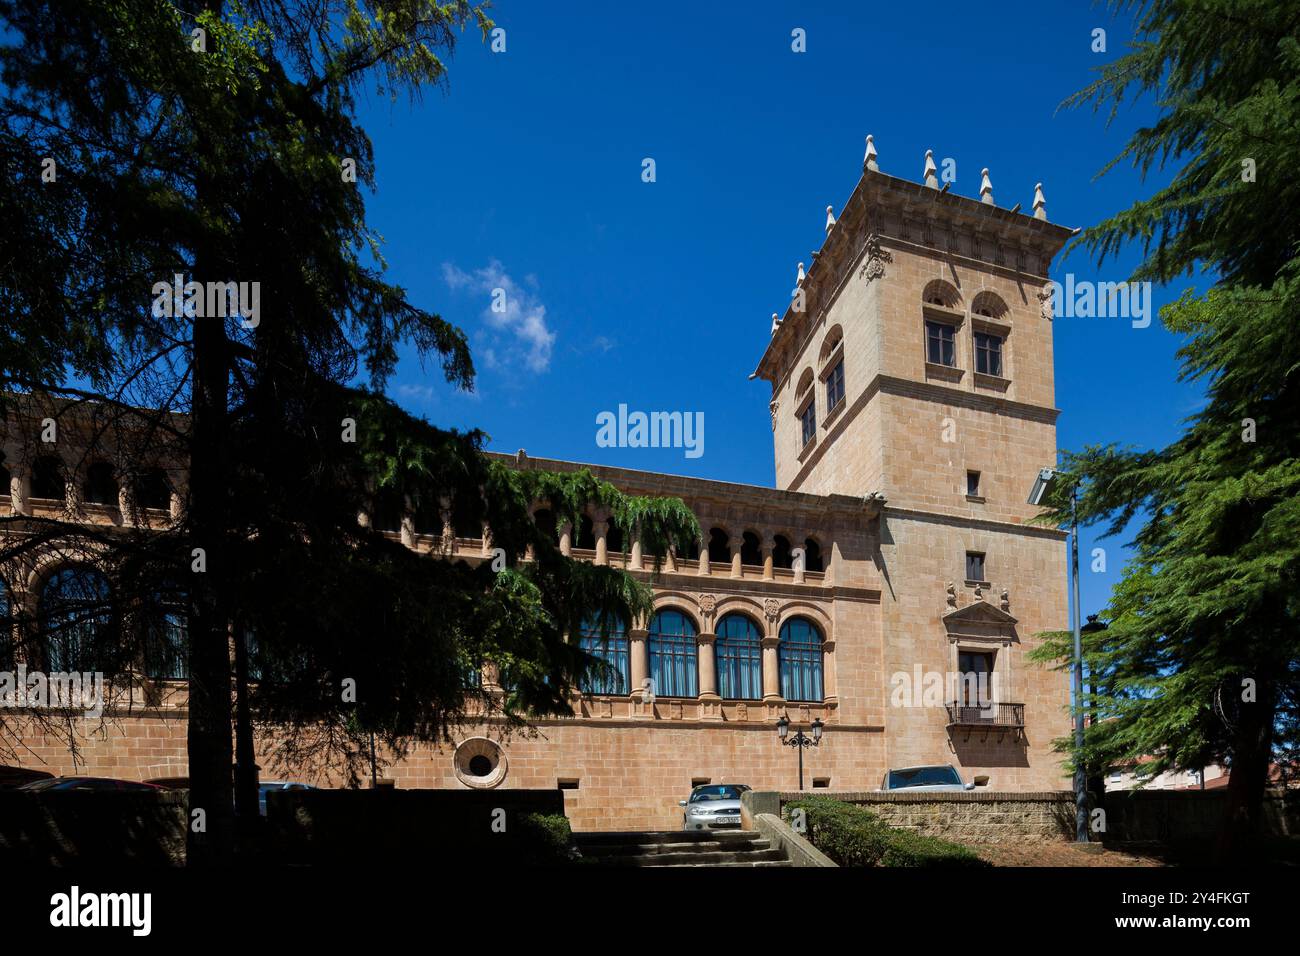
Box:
[575,829,761,845]
[580,839,771,857]
[586,847,788,867]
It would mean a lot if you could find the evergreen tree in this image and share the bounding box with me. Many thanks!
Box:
[0,0,699,863]
[1031,0,1300,856]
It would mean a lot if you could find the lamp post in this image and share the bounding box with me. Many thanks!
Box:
[776,715,824,791]
[1028,467,1088,843]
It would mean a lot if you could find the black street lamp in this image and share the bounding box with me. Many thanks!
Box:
[776,715,824,791]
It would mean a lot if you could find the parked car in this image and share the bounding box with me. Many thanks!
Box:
[879,765,987,792]
[257,780,316,816]
[18,776,165,792]
[679,783,751,830]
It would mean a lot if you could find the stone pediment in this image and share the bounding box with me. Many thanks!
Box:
[942,600,1018,643]
[943,600,1017,627]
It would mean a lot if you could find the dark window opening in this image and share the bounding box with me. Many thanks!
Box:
[966,551,986,582]
[799,401,816,446]
[576,514,596,550]
[0,451,10,496]
[451,494,481,539]
[31,456,64,501]
[83,461,118,506]
[925,321,956,367]
[605,518,624,553]
[707,528,731,564]
[803,538,824,574]
[813,778,831,789]
[772,534,793,570]
[974,331,1003,376]
[967,471,981,497]
[134,468,171,511]
[532,508,556,541]
[825,360,845,412]
[740,531,762,566]
[558,779,580,790]
[371,491,403,533]
[958,650,994,707]
[468,754,494,777]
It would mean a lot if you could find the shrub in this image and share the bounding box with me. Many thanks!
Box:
[785,796,987,868]
[517,812,575,865]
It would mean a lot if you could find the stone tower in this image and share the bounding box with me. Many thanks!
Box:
[754,142,1076,782]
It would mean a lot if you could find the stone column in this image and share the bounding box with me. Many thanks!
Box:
[697,534,710,576]
[628,627,649,701]
[761,636,783,703]
[558,519,573,557]
[821,638,838,707]
[117,480,134,528]
[629,534,643,571]
[665,545,677,573]
[593,509,609,565]
[9,470,28,516]
[439,496,454,555]
[762,532,776,581]
[480,521,494,558]
[730,551,742,579]
[697,632,721,720]
[400,495,416,549]
[793,543,806,585]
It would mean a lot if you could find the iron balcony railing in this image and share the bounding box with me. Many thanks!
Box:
[945,701,1025,729]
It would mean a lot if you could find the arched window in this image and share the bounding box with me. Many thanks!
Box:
[715,614,762,700]
[795,368,816,447]
[740,531,762,567]
[31,456,64,501]
[412,495,441,536]
[647,609,698,698]
[803,537,824,573]
[578,614,629,695]
[134,467,171,511]
[575,514,596,550]
[707,528,731,564]
[605,517,624,553]
[772,534,793,570]
[83,461,118,506]
[779,617,824,702]
[533,508,557,541]
[371,489,403,533]
[143,583,188,680]
[40,567,116,673]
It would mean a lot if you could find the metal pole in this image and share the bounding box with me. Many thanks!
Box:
[797,733,805,791]
[1071,483,1087,842]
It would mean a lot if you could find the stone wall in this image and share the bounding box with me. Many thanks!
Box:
[779,790,1075,844]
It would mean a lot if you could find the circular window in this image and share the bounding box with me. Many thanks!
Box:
[453,736,508,789]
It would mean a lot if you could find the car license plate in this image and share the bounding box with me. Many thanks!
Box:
[715,815,739,825]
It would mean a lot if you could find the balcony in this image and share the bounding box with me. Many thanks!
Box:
[945,701,1025,740]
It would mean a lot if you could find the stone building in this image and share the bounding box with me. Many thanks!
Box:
[1,140,1075,830]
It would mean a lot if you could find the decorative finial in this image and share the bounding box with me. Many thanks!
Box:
[1033,182,1047,220]
[923,150,938,189]
[825,204,836,234]
[796,261,805,285]
[863,134,878,173]
[771,312,781,335]
[980,168,994,205]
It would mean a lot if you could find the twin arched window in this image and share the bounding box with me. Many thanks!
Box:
[779,617,824,702]
[40,567,116,672]
[578,614,630,695]
[716,614,762,700]
[647,609,697,697]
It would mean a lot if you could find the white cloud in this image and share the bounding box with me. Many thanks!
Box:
[442,259,556,373]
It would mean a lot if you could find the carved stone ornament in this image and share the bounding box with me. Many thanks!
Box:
[769,399,780,431]
[946,581,957,608]
[763,598,781,622]
[1037,282,1055,322]
[858,232,893,283]
[698,593,716,615]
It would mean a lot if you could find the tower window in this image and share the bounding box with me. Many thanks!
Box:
[825,360,845,413]
[799,400,816,447]
[974,331,1003,376]
[925,321,956,367]
[965,552,986,582]
[966,471,981,497]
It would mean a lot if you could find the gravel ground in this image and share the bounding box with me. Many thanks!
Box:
[973,843,1167,867]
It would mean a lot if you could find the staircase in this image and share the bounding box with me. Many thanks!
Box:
[573,829,791,867]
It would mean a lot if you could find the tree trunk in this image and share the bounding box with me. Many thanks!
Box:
[233,621,260,846]
[1215,680,1275,861]
[185,273,235,865]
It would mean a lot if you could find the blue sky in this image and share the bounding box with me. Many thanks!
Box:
[360,0,1203,622]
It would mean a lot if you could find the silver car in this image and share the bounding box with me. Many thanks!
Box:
[879,764,986,792]
[679,783,751,830]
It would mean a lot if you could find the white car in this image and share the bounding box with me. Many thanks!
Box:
[679,783,751,830]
